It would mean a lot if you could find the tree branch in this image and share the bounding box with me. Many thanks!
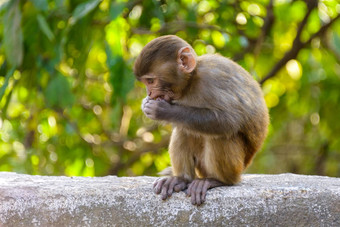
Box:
[108,134,170,175]
[253,0,274,57]
[132,21,230,36]
[259,0,321,85]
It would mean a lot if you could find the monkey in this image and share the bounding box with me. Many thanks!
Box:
[134,35,269,205]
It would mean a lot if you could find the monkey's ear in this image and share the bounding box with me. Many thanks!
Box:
[177,47,196,73]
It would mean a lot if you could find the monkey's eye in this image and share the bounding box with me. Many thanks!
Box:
[146,78,154,84]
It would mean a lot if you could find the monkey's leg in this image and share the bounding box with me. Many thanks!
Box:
[187,136,245,205]
[153,127,202,200]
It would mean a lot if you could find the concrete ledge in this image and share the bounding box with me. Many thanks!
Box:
[0,172,339,226]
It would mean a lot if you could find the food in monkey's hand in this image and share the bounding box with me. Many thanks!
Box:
[134,35,269,205]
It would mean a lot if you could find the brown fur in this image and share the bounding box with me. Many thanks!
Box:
[135,35,269,186]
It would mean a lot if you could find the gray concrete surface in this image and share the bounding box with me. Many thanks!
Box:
[0,172,339,226]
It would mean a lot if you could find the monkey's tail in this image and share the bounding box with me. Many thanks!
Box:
[158,167,173,176]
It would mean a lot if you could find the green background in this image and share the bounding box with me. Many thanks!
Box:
[0,0,340,177]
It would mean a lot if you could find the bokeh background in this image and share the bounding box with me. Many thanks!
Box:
[0,0,339,177]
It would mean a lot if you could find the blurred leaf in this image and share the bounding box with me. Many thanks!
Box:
[105,42,134,105]
[37,14,55,41]
[69,0,100,25]
[110,1,125,20]
[45,73,75,108]
[3,0,23,67]
[30,0,48,11]
[332,32,340,54]
[0,68,15,102]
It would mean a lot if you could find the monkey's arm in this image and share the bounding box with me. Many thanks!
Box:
[143,98,241,135]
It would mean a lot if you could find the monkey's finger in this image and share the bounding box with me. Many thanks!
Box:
[161,178,172,200]
[187,180,196,196]
[190,181,198,204]
[167,177,178,196]
[142,97,150,109]
[201,180,211,203]
[195,180,205,205]
[154,178,167,194]
[153,178,162,190]
[186,182,192,196]
[143,106,152,114]
[190,181,199,204]
[174,182,187,192]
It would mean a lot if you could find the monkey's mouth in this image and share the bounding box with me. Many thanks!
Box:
[155,95,172,103]
[154,95,165,100]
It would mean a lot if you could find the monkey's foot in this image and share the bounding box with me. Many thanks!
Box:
[153,177,189,200]
[186,178,224,205]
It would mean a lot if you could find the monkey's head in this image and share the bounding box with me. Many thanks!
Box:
[134,35,197,102]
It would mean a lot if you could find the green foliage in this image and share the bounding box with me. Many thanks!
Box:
[3,0,23,67]
[45,73,75,108]
[0,0,339,177]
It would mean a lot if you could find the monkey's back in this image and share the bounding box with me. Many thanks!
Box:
[176,54,269,160]
[180,54,266,114]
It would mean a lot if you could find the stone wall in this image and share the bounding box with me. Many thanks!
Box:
[0,172,339,226]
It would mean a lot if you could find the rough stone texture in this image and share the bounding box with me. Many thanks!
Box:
[0,172,340,226]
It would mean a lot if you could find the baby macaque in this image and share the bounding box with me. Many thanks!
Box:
[134,35,269,205]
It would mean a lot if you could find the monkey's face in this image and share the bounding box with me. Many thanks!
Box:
[141,75,175,102]
[139,61,179,102]
[137,46,197,102]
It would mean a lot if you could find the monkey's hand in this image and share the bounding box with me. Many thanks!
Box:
[186,178,224,205]
[153,177,189,200]
[142,97,172,121]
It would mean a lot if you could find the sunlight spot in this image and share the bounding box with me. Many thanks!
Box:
[86,158,94,168]
[318,3,330,23]
[248,4,261,16]
[236,13,247,25]
[120,106,132,136]
[123,141,137,151]
[46,164,54,174]
[198,1,211,14]
[130,42,143,57]
[84,134,94,143]
[40,134,48,142]
[50,152,58,162]
[211,31,225,48]
[13,141,26,160]
[13,141,25,157]
[37,124,43,133]
[206,45,216,54]
[310,113,320,125]
[129,5,142,20]
[48,116,56,127]
[137,127,146,137]
[93,134,101,145]
[286,59,302,80]
[142,132,154,143]
[204,13,215,23]
[93,105,103,115]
